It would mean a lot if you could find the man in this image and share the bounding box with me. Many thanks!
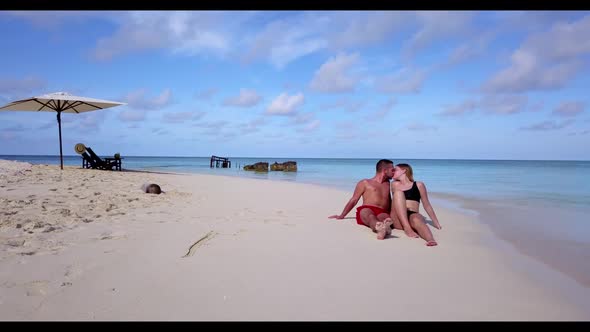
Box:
[329,159,395,240]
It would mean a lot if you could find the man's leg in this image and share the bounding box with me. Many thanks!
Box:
[359,209,388,240]
[393,191,419,238]
[409,213,437,246]
[376,213,394,237]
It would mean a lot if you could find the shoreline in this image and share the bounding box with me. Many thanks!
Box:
[1,161,589,320]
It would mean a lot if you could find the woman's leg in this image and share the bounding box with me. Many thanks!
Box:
[393,191,419,238]
[409,213,437,246]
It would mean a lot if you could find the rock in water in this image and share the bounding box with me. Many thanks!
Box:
[243,162,269,172]
[270,161,297,172]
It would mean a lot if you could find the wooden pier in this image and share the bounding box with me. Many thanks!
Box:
[210,155,231,168]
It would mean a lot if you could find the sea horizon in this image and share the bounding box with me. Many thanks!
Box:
[3,154,590,162]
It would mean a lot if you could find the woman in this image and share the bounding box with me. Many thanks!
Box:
[390,163,441,246]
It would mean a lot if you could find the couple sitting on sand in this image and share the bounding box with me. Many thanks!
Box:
[329,159,442,246]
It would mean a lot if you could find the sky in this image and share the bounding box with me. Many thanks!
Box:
[0,10,589,160]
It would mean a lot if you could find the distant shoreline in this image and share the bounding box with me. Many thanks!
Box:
[2,155,589,162]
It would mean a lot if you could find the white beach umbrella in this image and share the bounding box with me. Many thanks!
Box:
[0,92,125,170]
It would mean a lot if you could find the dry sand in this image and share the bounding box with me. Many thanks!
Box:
[1,159,589,320]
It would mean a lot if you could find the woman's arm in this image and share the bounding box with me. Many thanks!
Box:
[417,182,441,229]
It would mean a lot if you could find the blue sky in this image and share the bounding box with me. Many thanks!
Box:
[1,11,589,160]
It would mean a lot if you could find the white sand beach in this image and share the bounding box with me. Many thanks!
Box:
[1,159,589,321]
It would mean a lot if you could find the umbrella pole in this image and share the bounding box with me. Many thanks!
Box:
[57,111,63,170]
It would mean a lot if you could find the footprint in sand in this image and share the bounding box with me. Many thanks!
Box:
[64,265,84,281]
[24,280,49,296]
[58,208,71,217]
[232,229,247,236]
[98,231,127,241]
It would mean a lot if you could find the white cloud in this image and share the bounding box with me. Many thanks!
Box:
[237,117,267,134]
[91,12,238,61]
[192,111,206,121]
[334,121,356,131]
[494,11,583,33]
[552,101,586,117]
[309,53,360,93]
[193,120,230,129]
[292,112,315,125]
[241,14,328,69]
[443,29,497,67]
[438,100,478,117]
[328,12,409,49]
[123,89,173,110]
[2,124,28,132]
[483,15,590,93]
[37,122,55,130]
[67,110,109,132]
[222,89,262,107]
[195,88,218,100]
[2,11,114,29]
[322,98,365,113]
[297,119,321,133]
[374,67,427,94]
[118,110,146,122]
[266,92,304,115]
[520,119,575,131]
[0,76,46,100]
[365,98,397,121]
[439,95,531,117]
[402,11,475,61]
[483,50,580,93]
[479,94,529,115]
[163,111,195,123]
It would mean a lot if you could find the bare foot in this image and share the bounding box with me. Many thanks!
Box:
[375,222,387,240]
[405,230,419,238]
[383,218,393,236]
[426,240,438,246]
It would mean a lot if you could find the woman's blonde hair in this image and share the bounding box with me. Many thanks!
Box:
[396,163,414,182]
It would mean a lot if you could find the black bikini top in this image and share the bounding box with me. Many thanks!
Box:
[403,181,421,203]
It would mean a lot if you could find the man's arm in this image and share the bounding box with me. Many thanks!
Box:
[417,182,441,229]
[328,180,365,219]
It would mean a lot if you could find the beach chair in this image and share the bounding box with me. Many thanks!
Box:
[75,143,122,171]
